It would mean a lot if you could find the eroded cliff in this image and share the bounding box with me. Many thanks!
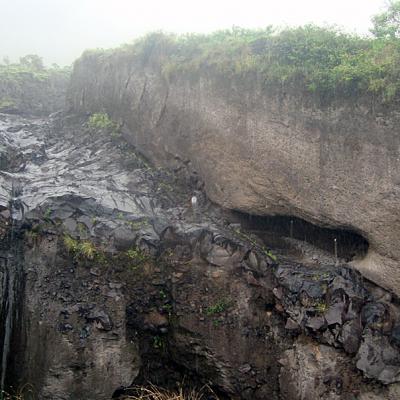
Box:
[67,42,400,295]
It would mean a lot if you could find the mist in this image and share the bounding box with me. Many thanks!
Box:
[0,0,388,66]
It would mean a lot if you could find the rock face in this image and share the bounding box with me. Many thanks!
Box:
[1,112,400,399]
[68,50,400,295]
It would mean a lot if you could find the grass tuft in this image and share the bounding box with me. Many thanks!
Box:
[63,235,99,261]
[124,384,219,400]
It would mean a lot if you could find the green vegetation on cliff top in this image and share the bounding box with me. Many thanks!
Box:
[83,1,400,104]
[0,54,70,84]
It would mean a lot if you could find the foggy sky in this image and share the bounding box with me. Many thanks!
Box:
[0,0,388,66]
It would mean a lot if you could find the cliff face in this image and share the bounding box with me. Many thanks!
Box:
[2,112,400,400]
[68,50,400,295]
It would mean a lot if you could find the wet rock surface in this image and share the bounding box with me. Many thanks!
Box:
[0,112,400,399]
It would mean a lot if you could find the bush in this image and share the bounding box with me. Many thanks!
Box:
[88,112,120,136]
[0,56,70,84]
[371,0,400,39]
[86,9,400,104]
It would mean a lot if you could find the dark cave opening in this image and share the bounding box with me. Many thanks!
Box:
[112,344,227,400]
[228,211,369,263]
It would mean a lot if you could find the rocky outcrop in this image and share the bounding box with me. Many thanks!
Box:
[68,49,400,295]
[1,112,400,399]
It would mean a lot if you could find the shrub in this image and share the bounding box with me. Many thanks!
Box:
[90,7,400,104]
[88,112,120,136]
[371,0,400,39]
[0,56,70,84]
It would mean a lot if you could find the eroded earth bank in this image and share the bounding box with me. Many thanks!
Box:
[68,46,400,296]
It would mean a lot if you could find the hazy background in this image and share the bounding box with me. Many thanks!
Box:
[0,0,389,66]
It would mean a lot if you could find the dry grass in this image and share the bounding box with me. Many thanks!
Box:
[123,384,219,400]
[1,384,35,400]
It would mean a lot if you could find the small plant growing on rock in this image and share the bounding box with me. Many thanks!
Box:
[63,235,99,261]
[25,223,44,246]
[262,247,277,262]
[159,289,168,300]
[25,230,40,246]
[125,246,150,271]
[126,247,149,263]
[206,300,230,316]
[79,241,97,260]
[212,319,222,328]
[162,303,173,314]
[152,335,165,350]
[88,112,120,137]
[314,301,328,314]
[63,234,79,253]
[43,207,52,219]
